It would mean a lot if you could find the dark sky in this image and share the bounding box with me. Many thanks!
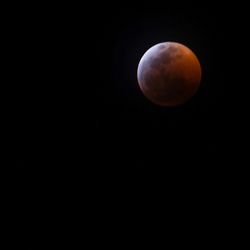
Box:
[11,4,245,185]
[95,7,228,174]
[8,3,248,242]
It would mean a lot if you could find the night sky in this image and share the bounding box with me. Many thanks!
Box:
[12,5,245,189]
[9,3,248,243]
[95,7,228,177]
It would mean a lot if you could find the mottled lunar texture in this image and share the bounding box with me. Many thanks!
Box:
[137,42,201,106]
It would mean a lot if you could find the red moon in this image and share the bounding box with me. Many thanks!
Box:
[137,42,202,106]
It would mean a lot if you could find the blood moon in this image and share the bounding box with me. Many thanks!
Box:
[137,42,201,106]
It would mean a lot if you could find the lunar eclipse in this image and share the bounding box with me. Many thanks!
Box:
[137,42,202,106]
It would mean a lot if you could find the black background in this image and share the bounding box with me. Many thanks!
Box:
[7,2,248,245]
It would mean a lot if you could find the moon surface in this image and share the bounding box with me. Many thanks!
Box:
[137,42,201,106]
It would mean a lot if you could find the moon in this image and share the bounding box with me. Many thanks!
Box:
[137,42,202,106]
